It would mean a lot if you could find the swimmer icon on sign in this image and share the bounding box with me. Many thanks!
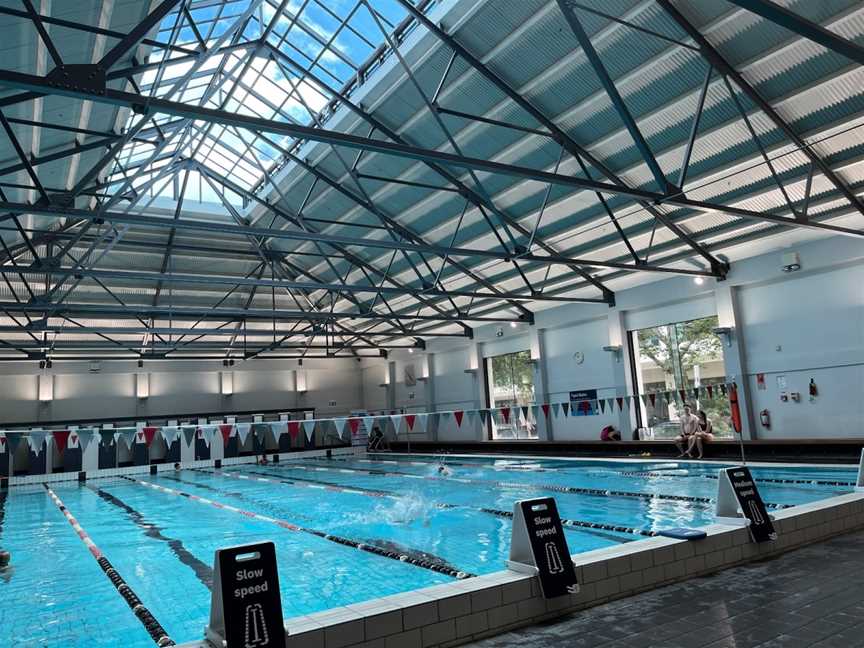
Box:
[205,542,286,648]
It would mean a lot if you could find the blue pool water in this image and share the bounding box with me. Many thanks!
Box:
[0,455,856,647]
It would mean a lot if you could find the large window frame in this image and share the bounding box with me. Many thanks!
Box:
[483,350,536,440]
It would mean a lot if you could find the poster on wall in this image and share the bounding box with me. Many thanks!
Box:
[569,389,598,416]
[404,364,416,387]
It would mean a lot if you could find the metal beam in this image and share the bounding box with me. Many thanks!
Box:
[726,0,864,67]
[99,0,184,70]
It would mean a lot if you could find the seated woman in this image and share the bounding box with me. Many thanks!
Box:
[600,425,621,441]
[687,410,714,459]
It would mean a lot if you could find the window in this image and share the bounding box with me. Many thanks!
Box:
[629,316,732,438]
[485,350,536,439]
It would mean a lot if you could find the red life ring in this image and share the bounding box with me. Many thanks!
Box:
[729,383,742,434]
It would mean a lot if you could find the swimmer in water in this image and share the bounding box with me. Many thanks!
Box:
[437,464,453,477]
[0,550,12,583]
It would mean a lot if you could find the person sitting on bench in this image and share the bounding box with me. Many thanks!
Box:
[367,423,389,451]
[687,410,714,459]
[675,404,700,457]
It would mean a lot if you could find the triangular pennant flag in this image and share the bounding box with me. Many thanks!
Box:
[67,431,79,450]
[28,431,48,455]
[678,389,687,403]
[182,427,195,447]
[707,384,714,399]
[692,387,700,399]
[0,432,6,454]
[552,402,560,417]
[598,399,606,414]
[389,415,402,436]
[562,402,570,417]
[520,405,529,421]
[720,383,728,396]
[616,397,624,411]
[142,426,158,447]
[417,413,428,432]
[530,405,539,419]
[625,395,633,407]
[78,430,95,452]
[333,418,348,440]
[219,424,234,447]
[439,411,451,422]
[542,403,551,418]
[53,430,70,455]
[269,421,287,439]
[348,418,361,436]
[479,409,489,425]
[161,427,180,446]
[500,407,511,424]
[454,411,464,427]
[198,425,216,447]
[363,416,376,434]
[119,429,137,450]
[100,430,116,448]
[7,432,24,453]
[302,420,316,442]
[287,421,300,440]
[405,414,416,431]
[235,423,252,446]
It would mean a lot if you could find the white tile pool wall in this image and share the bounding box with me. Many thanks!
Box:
[168,480,864,648]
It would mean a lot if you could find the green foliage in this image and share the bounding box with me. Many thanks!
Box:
[638,317,722,377]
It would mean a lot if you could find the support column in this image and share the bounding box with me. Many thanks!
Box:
[423,353,437,442]
[529,327,551,440]
[608,309,635,435]
[467,342,485,441]
[715,285,756,439]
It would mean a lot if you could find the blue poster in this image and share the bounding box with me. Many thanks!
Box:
[569,389,598,416]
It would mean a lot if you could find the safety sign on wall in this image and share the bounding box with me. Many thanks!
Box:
[206,541,286,648]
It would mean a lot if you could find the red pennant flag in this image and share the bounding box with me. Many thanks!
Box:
[562,402,570,417]
[541,403,550,418]
[219,424,233,446]
[143,427,158,447]
[707,385,714,398]
[454,411,464,427]
[287,421,300,440]
[616,397,624,411]
[348,418,361,435]
[1,436,6,447]
[53,430,70,455]
[500,407,510,424]
[649,393,656,407]
[137,432,145,443]
[405,415,416,431]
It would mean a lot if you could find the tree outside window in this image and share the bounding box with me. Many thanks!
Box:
[486,350,536,439]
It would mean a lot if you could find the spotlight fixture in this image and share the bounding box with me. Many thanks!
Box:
[693,276,705,285]
[510,321,518,329]
[408,348,414,354]
[137,359,143,368]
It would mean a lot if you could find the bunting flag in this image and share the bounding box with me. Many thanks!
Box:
[678,389,687,403]
[530,405,539,420]
[500,407,511,424]
[405,415,416,431]
[707,384,714,399]
[562,402,570,417]
[520,405,529,422]
[348,418,361,436]
[198,425,216,447]
[625,395,633,407]
[417,413,428,432]
[332,418,348,440]
[390,415,402,436]
[161,427,180,446]
[454,411,464,427]
[118,429,136,450]
[219,424,234,447]
[100,430,116,448]
[7,432,24,453]
[719,383,728,396]
[663,390,672,404]
[235,423,252,446]
[541,403,551,418]
[28,431,48,455]
[78,430,96,453]
[363,416,377,434]
[182,427,196,448]
[479,410,489,425]
[234,423,252,446]
[269,421,287,439]
[53,430,71,455]
[67,431,80,450]
[606,399,615,413]
[692,387,700,399]
[142,426,158,447]
[616,397,624,411]
[552,402,560,417]
[302,420,316,442]
[287,421,300,440]
[0,432,6,454]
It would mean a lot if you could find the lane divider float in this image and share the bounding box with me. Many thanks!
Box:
[44,486,175,647]
[227,467,656,538]
[122,475,474,580]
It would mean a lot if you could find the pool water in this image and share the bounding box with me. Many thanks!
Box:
[0,455,856,647]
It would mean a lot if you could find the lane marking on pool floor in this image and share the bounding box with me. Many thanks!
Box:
[221,467,657,539]
[121,475,474,580]
[43,486,175,647]
[291,460,796,510]
[86,484,214,590]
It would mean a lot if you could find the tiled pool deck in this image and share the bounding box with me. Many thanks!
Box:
[176,488,864,648]
[465,527,864,648]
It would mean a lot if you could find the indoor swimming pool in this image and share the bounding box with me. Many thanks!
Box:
[0,455,857,647]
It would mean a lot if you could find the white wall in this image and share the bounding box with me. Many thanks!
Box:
[403,235,864,441]
[0,358,372,425]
